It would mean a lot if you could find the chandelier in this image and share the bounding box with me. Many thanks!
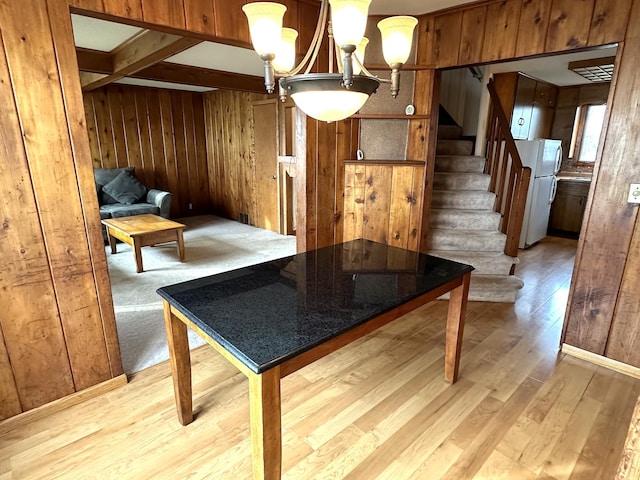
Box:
[242,0,418,122]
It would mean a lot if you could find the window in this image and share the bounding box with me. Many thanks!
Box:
[569,104,607,163]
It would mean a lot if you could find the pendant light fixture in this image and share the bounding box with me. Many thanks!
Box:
[242,0,417,122]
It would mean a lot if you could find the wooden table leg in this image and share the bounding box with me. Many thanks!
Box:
[107,228,117,254]
[444,272,471,383]
[176,228,185,262]
[163,301,193,426]
[133,236,143,273]
[249,367,282,480]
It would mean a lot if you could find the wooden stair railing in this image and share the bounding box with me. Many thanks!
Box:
[486,78,531,273]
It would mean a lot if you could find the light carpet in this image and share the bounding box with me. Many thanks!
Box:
[106,215,297,374]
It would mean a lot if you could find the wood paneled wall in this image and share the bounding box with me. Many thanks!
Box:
[343,163,424,250]
[429,0,633,68]
[421,0,640,370]
[202,90,267,224]
[551,82,610,172]
[83,84,210,217]
[0,0,123,421]
[298,118,360,252]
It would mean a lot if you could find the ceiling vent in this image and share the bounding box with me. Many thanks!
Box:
[568,56,615,82]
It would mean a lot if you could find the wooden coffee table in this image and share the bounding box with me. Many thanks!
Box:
[102,214,186,273]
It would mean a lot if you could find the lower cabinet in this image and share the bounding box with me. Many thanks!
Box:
[549,179,591,235]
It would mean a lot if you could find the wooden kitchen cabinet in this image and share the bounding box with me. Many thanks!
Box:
[549,179,591,236]
[493,72,558,140]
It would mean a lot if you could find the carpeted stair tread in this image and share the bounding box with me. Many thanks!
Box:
[429,208,501,230]
[429,228,506,252]
[431,190,496,210]
[436,139,474,156]
[428,250,518,275]
[434,172,491,191]
[435,155,486,173]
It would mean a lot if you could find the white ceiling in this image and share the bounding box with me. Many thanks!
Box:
[71,4,617,93]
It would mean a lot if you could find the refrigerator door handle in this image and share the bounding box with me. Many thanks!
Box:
[554,145,562,174]
[549,176,558,203]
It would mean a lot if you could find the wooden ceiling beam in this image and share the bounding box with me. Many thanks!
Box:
[80,30,201,91]
[77,47,266,93]
[133,63,266,93]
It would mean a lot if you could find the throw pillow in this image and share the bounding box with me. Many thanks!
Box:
[102,171,147,205]
[94,166,134,187]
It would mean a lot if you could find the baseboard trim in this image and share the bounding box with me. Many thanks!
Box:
[0,374,127,429]
[562,344,640,380]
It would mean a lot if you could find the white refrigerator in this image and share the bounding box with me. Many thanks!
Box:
[515,139,562,249]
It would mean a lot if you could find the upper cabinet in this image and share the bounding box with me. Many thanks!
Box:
[494,72,558,140]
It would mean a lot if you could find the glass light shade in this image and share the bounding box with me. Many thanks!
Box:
[242,2,287,57]
[272,28,298,72]
[328,0,371,47]
[353,37,368,75]
[280,73,379,122]
[377,16,418,65]
[292,90,368,121]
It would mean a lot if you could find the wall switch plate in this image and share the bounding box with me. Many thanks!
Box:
[629,184,640,204]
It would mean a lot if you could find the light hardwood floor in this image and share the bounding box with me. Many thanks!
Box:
[1,237,638,479]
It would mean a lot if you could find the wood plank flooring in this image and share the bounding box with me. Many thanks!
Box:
[1,236,639,479]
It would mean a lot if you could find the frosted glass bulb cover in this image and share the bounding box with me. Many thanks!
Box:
[329,0,371,47]
[377,16,417,66]
[242,2,287,57]
[292,90,369,121]
[273,28,298,72]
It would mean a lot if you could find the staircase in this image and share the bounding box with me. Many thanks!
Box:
[428,125,524,302]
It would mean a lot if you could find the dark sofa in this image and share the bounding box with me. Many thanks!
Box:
[94,167,172,240]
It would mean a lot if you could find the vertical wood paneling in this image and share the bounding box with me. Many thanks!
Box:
[316,122,337,248]
[305,117,318,250]
[388,166,415,248]
[140,0,186,29]
[433,12,462,68]
[183,0,216,35]
[363,165,392,244]
[203,90,267,225]
[606,215,640,365]
[515,0,553,57]
[213,0,251,45]
[564,12,640,358]
[1,0,112,395]
[0,32,75,412]
[343,164,366,242]
[84,85,209,217]
[48,0,123,380]
[68,0,103,11]
[459,6,487,65]
[588,0,633,46]
[546,0,596,52]
[482,0,522,62]
[0,326,21,419]
[102,0,143,20]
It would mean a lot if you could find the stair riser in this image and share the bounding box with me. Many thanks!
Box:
[430,232,506,252]
[433,174,491,191]
[430,211,500,230]
[431,192,495,210]
[436,140,474,156]
[437,125,463,140]
[435,157,485,173]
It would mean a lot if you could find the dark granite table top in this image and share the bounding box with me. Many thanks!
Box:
[157,239,473,374]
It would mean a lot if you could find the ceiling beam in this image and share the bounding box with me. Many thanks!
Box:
[134,63,266,93]
[80,30,201,91]
[77,48,265,94]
